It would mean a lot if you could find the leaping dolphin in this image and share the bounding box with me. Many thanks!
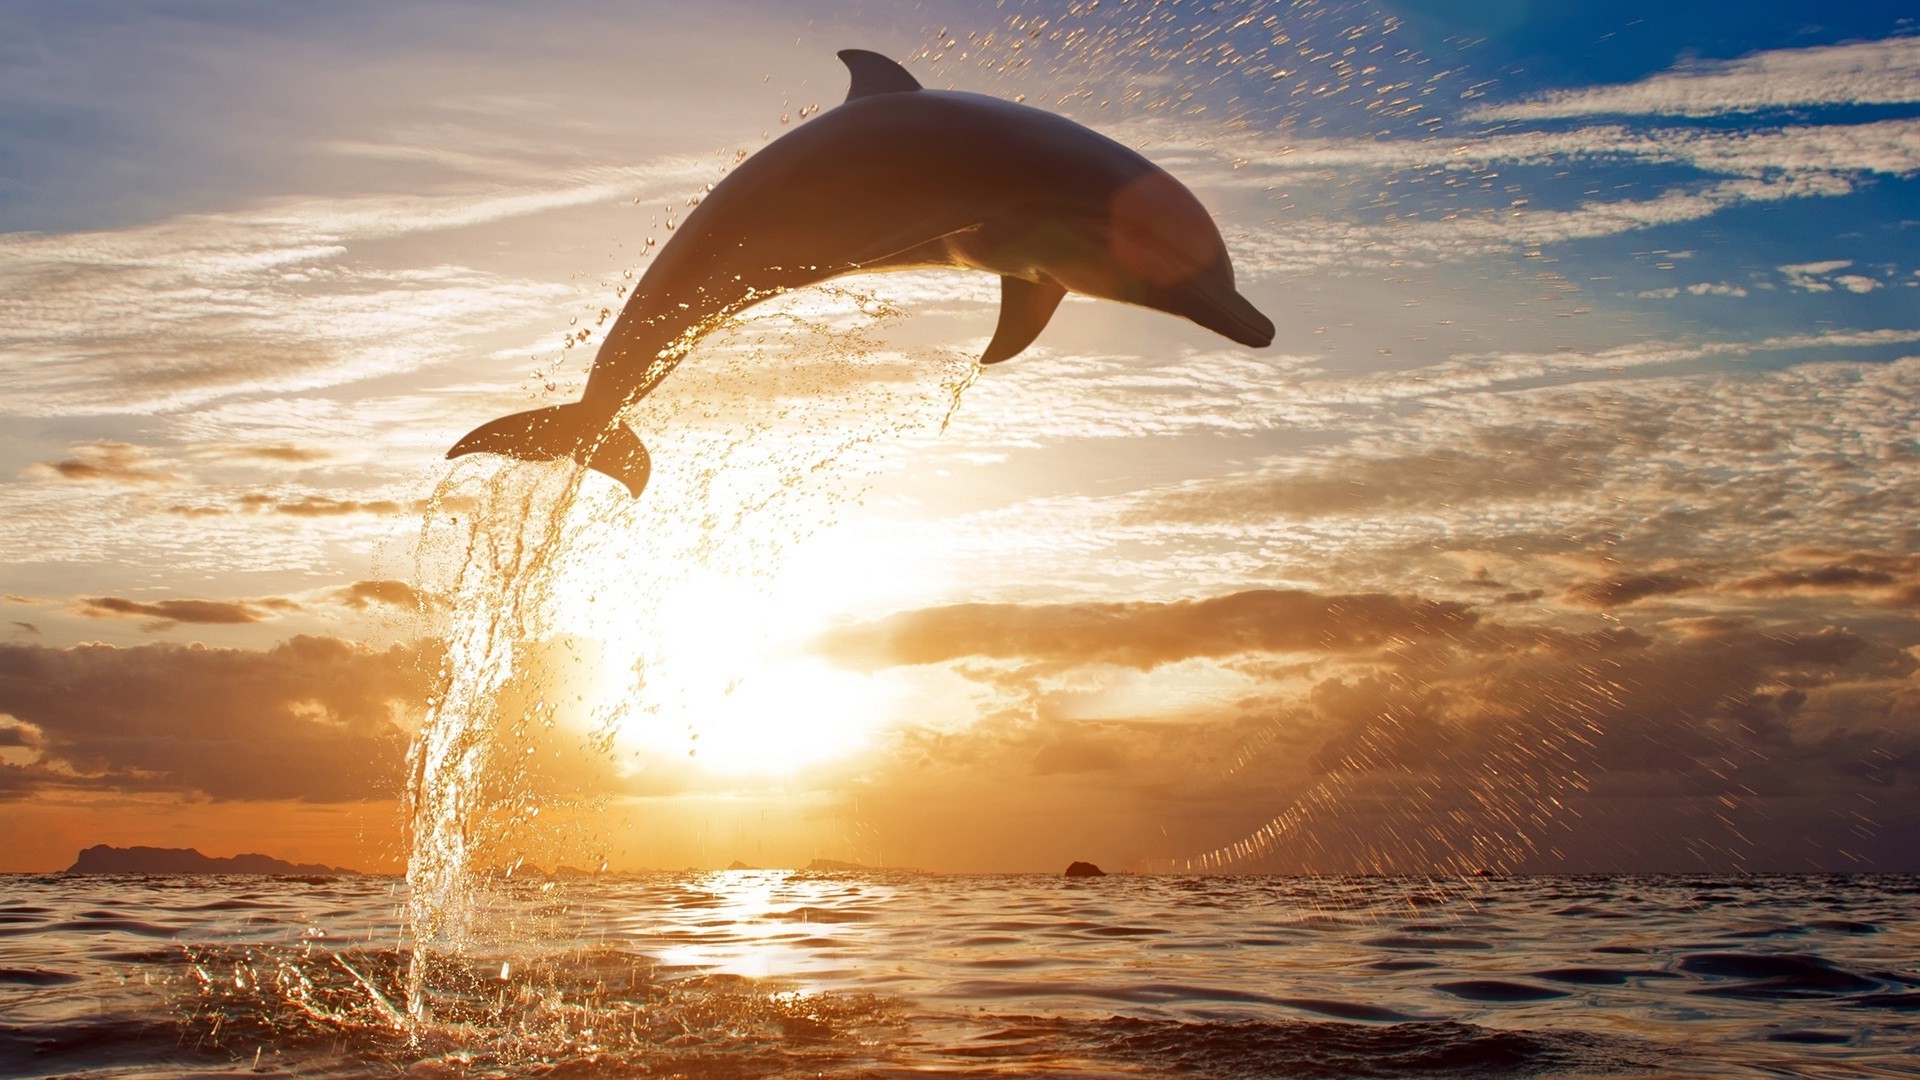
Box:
[449,49,1275,496]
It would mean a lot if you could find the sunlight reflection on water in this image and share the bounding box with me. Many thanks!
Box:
[4,872,1918,1078]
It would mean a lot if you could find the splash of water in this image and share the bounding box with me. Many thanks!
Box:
[404,468,584,1019]
[401,285,979,1025]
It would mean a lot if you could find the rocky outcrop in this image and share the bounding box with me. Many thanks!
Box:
[1064,861,1106,877]
[65,845,354,876]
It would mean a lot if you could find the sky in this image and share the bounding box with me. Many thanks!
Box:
[2,0,1917,875]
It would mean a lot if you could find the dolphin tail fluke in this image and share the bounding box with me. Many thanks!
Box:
[446,404,652,498]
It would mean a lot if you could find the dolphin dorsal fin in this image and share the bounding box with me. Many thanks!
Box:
[981,276,1068,365]
[839,49,922,100]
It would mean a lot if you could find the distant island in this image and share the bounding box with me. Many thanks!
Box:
[65,845,357,876]
[803,858,870,872]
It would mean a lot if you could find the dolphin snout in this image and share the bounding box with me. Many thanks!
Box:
[1183,285,1275,349]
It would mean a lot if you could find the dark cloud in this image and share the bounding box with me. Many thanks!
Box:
[1740,566,1895,590]
[1563,570,1705,608]
[1126,430,1615,525]
[329,579,439,611]
[75,595,301,630]
[818,589,1479,671]
[1030,728,1132,776]
[0,636,435,802]
[0,723,39,749]
[276,496,406,517]
[10,622,38,635]
[1730,551,1920,606]
[1460,567,1510,590]
[167,492,414,517]
[214,444,333,465]
[28,442,178,485]
[823,585,1920,873]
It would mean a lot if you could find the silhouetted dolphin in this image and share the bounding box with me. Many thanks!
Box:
[450,49,1274,496]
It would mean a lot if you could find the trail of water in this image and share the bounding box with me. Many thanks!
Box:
[399,288,980,1025]
[405,468,586,1019]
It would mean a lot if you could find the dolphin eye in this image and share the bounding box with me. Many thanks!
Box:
[1106,171,1221,286]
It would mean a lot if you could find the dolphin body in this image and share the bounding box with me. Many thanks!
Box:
[449,50,1274,496]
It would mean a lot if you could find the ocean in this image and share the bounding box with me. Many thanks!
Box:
[1,872,1915,1078]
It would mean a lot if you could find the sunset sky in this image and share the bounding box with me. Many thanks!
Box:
[3,0,1917,875]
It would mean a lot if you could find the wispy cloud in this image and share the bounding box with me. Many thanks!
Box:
[204,443,334,466]
[26,441,178,484]
[1472,36,1920,119]
[1214,118,1920,180]
[820,588,1477,670]
[0,166,705,418]
[27,441,178,485]
[74,594,300,630]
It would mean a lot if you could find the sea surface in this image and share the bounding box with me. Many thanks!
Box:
[1,872,1916,1078]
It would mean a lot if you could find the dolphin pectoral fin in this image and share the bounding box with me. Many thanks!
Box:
[980,275,1067,365]
[838,50,922,100]
[448,403,652,498]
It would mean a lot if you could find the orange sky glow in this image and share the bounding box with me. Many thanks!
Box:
[4,2,1919,876]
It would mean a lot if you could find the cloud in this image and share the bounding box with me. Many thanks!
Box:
[208,444,333,465]
[1781,260,1854,292]
[165,492,419,517]
[68,580,440,628]
[1299,327,1920,406]
[27,442,178,485]
[819,588,1479,671]
[826,583,1920,873]
[1730,551,1920,607]
[328,579,439,612]
[1557,552,1920,611]
[1219,118,1920,182]
[891,349,1920,646]
[1223,170,1864,274]
[1471,36,1920,119]
[0,163,707,419]
[74,594,302,631]
[1637,283,1753,300]
[1778,261,1884,294]
[1125,430,1612,525]
[1562,570,1705,609]
[1157,115,1919,271]
[0,636,435,802]
[273,496,406,517]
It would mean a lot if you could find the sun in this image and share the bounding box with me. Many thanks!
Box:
[536,492,923,779]
[616,559,891,776]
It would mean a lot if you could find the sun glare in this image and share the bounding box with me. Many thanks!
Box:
[539,495,922,779]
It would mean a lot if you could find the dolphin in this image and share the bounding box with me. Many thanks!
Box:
[449,49,1274,496]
